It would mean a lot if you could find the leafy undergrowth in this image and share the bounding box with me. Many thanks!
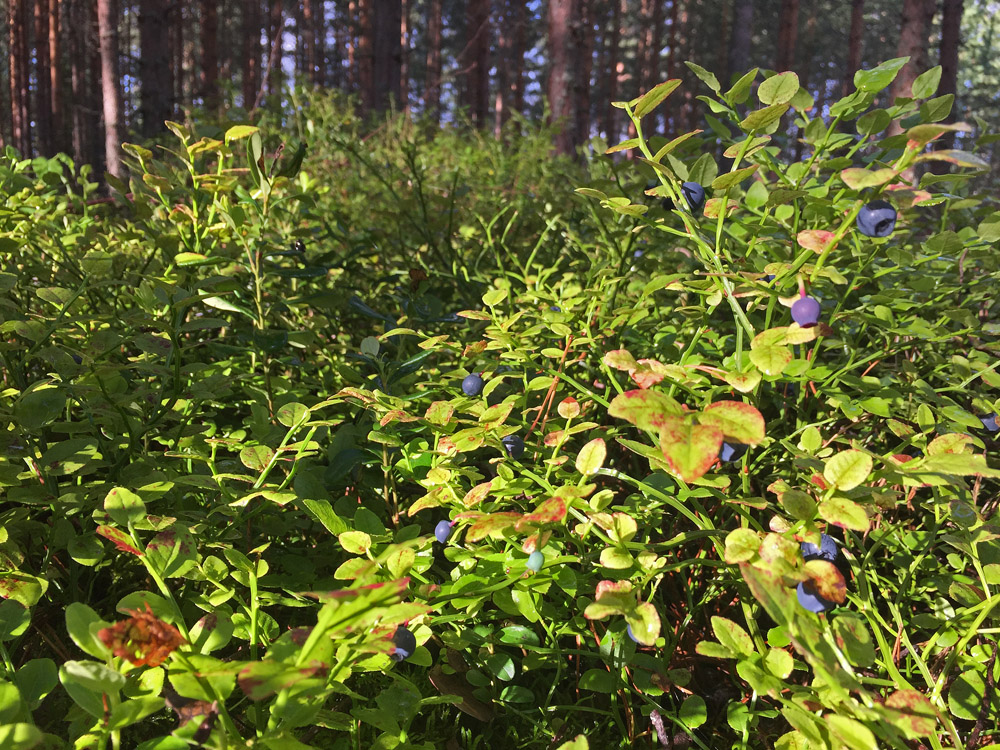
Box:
[1,59,999,750]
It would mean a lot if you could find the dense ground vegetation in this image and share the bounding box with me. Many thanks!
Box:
[1,60,1000,750]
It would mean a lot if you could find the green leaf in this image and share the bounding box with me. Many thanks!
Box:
[758,72,800,105]
[658,419,724,482]
[919,94,954,122]
[685,61,721,93]
[854,57,909,93]
[107,696,166,731]
[634,80,682,119]
[60,661,126,717]
[104,487,147,527]
[711,616,755,657]
[64,603,112,660]
[724,68,759,105]
[840,167,897,190]
[725,529,761,563]
[338,531,371,555]
[576,438,606,476]
[608,389,683,431]
[13,659,57,710]
[948,670,986,720]
[699,401,766,444]
[818,497,870,532]
[579,669,616,693]
[0,600,30,641]
[277,402,310,427]
[823,450,872,491]
[749,344,792,376]
[825,715,877,750]
[679,695,707,728]
[605,138,640,155]
[739,103,790,132]
[711,164,759,190]
[0,724,42,750]
[911,65,942,99]
[832,615,875,667]
[555,736,589,750]
[144,526,199,579]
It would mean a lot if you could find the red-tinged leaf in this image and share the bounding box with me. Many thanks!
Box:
[585,580,636,619]
[96,525,143,556]
[625,602,661,646]
[423,400,454,425]
[802,559,847,604]
[462,340,489,357]
[603,349,639,371]
[926,433,974,456]
[884,690,938,737]
[797,229,837,254]
[703,197,739,218]
[700,401,766,444]
[608,389,684,431]
[462,480,493,508]
[810,474,829,490]
[557,397,581,419]
[336,387,376,404]
[658,421,724,482]
[450,429,485,453]
[596,579,633,598]
[840,167,897,190]
[239,662,327,701]
[380,409,417,427]
[631,366,665,389]
[464,512,520,542]
[516,497,567,530]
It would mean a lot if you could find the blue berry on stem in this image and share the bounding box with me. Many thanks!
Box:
[434,520,452,543]
[981,414,999,433]
[800,533,838,562]
[502,434,525,459]
[391,626,417,661]
[797,581,836,614]
[462,373,484,396]
[856,200,897,238]
[791,296,821,326]
[526,550,544,572]
[681,181,706,212]
[626,624,639,643]
[719,441,748,463]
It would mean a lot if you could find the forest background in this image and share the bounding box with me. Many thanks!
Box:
[2,0,998,178]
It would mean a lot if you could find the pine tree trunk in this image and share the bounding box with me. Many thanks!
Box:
[69,0,87,161]
[9,0,32,155]
[172,0,184,110]
[303,0,316,84]
[495,0,509,134]
[843,0,863,95]
[35,0,54,155]
[400,0,409,111]
[358,0,373,112]
[775,0,799,72]
[242,0,261,109]
[50,0,66,153]
[424,0,442,122]
[932,0,964,167]
[548,0,574,155]
[89,0,104,171]
[890,0,937,102]
[463,0,490,127]
[511,0,525,116]
[727,0,753,81]
[314,0,325,86]
[140,0,172,135]
[666,0,679,130]
[98,0,124,178]
[572,0,593,146]
[268,0,284,97]
[372,0,401,112]
[198,0,218,111]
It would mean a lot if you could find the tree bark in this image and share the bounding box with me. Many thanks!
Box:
[463,0,490,127]
[242,0,261,109]
[495,0,510,134]
[572,0,593,147]
[400,0,409,111]
[666,0,679,130]
[727,0,753,81]
[372,0,402,112]
[548,0,574,155]
[8,0,32,155]
[843,0,864,95]
[303,0,316,84]
[98,0,124,178]
[140,0,173,135]
[775,0,799,72]
[201,0,219,111]
[358,0,373,112]
[268,0,284,97]
[50,0,66,153]
[35,0,54,155]
[69,0,87,161]
[932,0,964,166]
[172,0,184,110]
[424,0,442,122]
[890,0,937,103]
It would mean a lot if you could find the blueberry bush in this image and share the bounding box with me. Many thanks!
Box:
[1,58,999,750]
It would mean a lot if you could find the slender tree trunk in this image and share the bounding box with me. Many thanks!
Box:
[677,0,695,131]
[548,0,574,154]
[932,0,964,168]
[511,0,525,116]
[573,0,593,146]
[303,0,316,84]
[495,0,509,134]
[718,0,732,84]
[794,1,818,160]
[400,0,409,111]
[727,0,753,80]
[50,0,65,153]
[358,0,373,112]
[347,0,357,92]
[140,0,172,135]
[775,0,799,72]
[201,0,219,111]
[268,0,284,97]
[69,0,86,161]
[172,0,184,110]
[424,0,442,122]
[242,0,261,108]
[843,0,864,94]
[666,0,679,130]
[89,0,104,171]
[613,0,629,138]
[372,0,401,112]
[463,0,490,127]
[98,0,124,178]
[314,0,325,86]
[890,0,937,103]
[35,0,54,154]
[10,0,32,155]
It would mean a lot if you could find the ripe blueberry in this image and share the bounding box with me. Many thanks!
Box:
[681,182,706,212]
[796,581,836,614]
[763,274,775,283]
[800,533,838,562]
[981,414,999,433]
[434,520,452,543]
[391,625,417,661]
[526,550,544,572]
[856,200,897,238]
[291,239,306,253]
[462,373,484,396]
[791,296,821,326]
[719,441,748,463]
[502,434,525,459]
[626,624,640,643]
